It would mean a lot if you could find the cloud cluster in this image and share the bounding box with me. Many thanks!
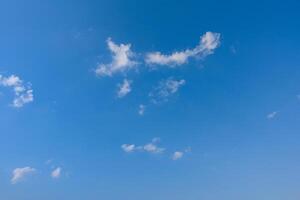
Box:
[122,138,191,160]
[95,32,220,114]
[0,74,34,108]
[145,32,221,66]
[121,138,165,154]
[96,32,220,77]
[11,162,63,184]
[95,38,137,77]
[11,167,36,184]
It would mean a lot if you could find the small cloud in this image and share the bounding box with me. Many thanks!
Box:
[149,78,185,104]
[145,32,221,67]
[267,111,278,119]
[138,104,145,115]
[121,138,165,154]
[297,94,300,100]
[121,144,136,153]
[51,167,62,179]
[117,79,132,98]
[172,151,184,160]
[143,143,165,154]
[171,147,192,160]
[95,38,137,77]
[0,74,34,108]
[11,167,36,184]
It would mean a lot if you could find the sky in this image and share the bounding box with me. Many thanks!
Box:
[1,0,300,199]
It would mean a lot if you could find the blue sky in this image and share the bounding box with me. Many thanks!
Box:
[1,0,300,199]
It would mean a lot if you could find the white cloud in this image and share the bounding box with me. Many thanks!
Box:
[11,167,36,184]
[143,137,164,153]
[138,104,145,115]
[145,32,220,66]
[146,51,191,66]
[172,147,192,160]
[122,139,192,161]
[117,79,132,98]
[143,143,164,153]
[267,111,278,119]
[0,75,22,87]
[149,78,185,104]
[121,144,136,153]
[0,74,34,108]
[13,89,33,108]
[51,167,62,179]
[172,151,184,160]
[121,138,165,154]
[95,38,137,77]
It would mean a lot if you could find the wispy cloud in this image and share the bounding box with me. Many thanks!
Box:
[0,74,34,108]
[267,111,278,119]
[121,138,165,154]
[145,32,221,66]
[95,38,137,77]
[149,77,185,104]
[11,167,36,184]
[122,139,193,161]
[51,167,62,179]
[117,79,132,98]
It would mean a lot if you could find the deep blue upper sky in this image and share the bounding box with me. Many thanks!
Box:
[1,0,300,199]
